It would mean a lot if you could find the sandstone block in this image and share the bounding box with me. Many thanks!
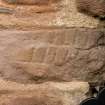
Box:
[0,80,89,105]
[0,28,105,83]
[0,0,98,29]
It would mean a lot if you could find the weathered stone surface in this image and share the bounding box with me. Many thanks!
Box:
[76,0,105,18]
[3,0,60,5]
[0,28,105,83]
[0,0,100,104]
[0,80,89,105]
[32,47,47,63]
[0,0,98,29]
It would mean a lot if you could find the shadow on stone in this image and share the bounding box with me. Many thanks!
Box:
[80,88,105,105]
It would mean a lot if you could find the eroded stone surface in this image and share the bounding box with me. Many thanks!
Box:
[76,0,105,18]
[0,0,98,29]
[0,80,88,105]
[0,28,105,83]
[0,0,99,104]
[3,0,60,5]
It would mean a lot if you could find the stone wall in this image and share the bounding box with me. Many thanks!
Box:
[0,0,104,105]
